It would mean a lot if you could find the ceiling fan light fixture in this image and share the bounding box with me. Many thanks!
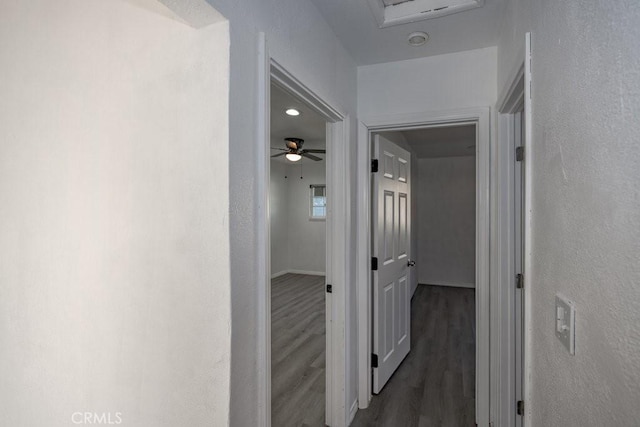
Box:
[408,31,429,47]
[285,153,302,162]
[285,108,300,116]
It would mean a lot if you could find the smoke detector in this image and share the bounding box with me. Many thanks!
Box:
[408,32,429,46]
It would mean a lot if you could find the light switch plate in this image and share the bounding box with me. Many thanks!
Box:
[555,295,575,355]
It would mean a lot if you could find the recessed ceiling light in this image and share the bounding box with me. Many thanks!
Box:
[285,108,300,116]
[408,31,429,47]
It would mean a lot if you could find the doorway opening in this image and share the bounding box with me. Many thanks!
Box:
[356,108,491,425]
[354,123,478,425]
[269,83,328,426]
[256,35,350,427]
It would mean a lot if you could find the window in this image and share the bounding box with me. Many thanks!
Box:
[310,185,326,219]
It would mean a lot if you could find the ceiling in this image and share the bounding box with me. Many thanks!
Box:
[309,0,505,65]
[270,83,326,164]
[387,124,476,158]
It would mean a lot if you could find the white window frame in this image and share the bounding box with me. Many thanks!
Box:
[310,184,327,220]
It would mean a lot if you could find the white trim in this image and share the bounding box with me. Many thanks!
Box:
[271,270,289,279]
[356,107,492,426]
[523,32,533,427]
[348,399,358,425]
[419,281,475,289]
[271,269,327,279]
[494,57,525,427]
[498,63,526,114]
[256,33,270,427]
[256,34,349,427]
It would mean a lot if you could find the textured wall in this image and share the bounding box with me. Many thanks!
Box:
[416,157,476,288]
[0,0,230,425]
[270,161,290,276]
[270,161,327,276]
[204,0,359,424]
[285,162,327,274]
[358,47,497,117]
[498,0,640,424]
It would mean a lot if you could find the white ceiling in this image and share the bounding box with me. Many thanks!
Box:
[390,124,476,158]
[270,83,326,164]
[309,0,505,65]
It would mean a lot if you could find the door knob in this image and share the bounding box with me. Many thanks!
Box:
[407,260,416,267]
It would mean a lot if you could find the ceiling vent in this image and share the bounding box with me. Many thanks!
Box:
[367,0,484,28]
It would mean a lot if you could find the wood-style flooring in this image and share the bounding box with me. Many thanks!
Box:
[271,273,326,427]
[271,278,475,427]
[351,285,476,427]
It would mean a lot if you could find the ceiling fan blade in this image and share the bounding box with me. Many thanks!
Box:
[302,152,322,161]
[271,152,287,158]
[303,149,326,153]
[271,147,288,151]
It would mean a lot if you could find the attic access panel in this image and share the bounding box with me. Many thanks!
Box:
[368,0,484,28]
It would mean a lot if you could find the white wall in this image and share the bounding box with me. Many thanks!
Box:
[358,47,497,117]
[204,0,359,424]
[0,1,230,426]
[416,157,476,288]
[270,161,290,276]
[285,163,327,274]
[498,1,640,425]
[270,161,326,276]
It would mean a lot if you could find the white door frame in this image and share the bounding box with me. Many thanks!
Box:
[494,63,524,426]
[492,32,532,427]
[256,34,350,427]
[356,107,491,425]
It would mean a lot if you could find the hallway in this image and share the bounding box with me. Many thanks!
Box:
[352,285,476,427]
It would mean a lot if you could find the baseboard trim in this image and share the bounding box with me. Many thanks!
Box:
[420,281,475,289]
[288,269,326,277]
[271,269,326,279]
[271,270,289,279]
[348,398,358,424]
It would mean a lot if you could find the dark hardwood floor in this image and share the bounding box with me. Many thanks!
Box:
[271,273,326,427]
[351,285,476,427]
[270,278,475,427]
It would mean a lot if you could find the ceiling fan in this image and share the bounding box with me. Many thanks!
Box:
[271,138,325,162]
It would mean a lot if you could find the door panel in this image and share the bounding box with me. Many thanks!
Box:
[372,134,412,394]
[383,191,395,263]
[398,193,408,258]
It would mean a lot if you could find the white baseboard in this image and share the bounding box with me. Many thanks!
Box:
[271,270,289,279]
[420,281,475,289]
[348,398,358,424]
[271,269,326,279]
[287,269,326,277]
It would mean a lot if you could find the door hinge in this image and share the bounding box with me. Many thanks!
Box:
[371,257,378,271]
[371,159,379,173]
[516,146,524,162]
[326,284,332,293]
[371,353,379,368]
[516,273,524,289]
[517,400,524,416]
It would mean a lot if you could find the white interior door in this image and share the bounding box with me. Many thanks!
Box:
[372,134,412,394]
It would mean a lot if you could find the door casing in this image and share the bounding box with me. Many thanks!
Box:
[256,34,351,427]
[493,32,532,427]
[356,107,491,425]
